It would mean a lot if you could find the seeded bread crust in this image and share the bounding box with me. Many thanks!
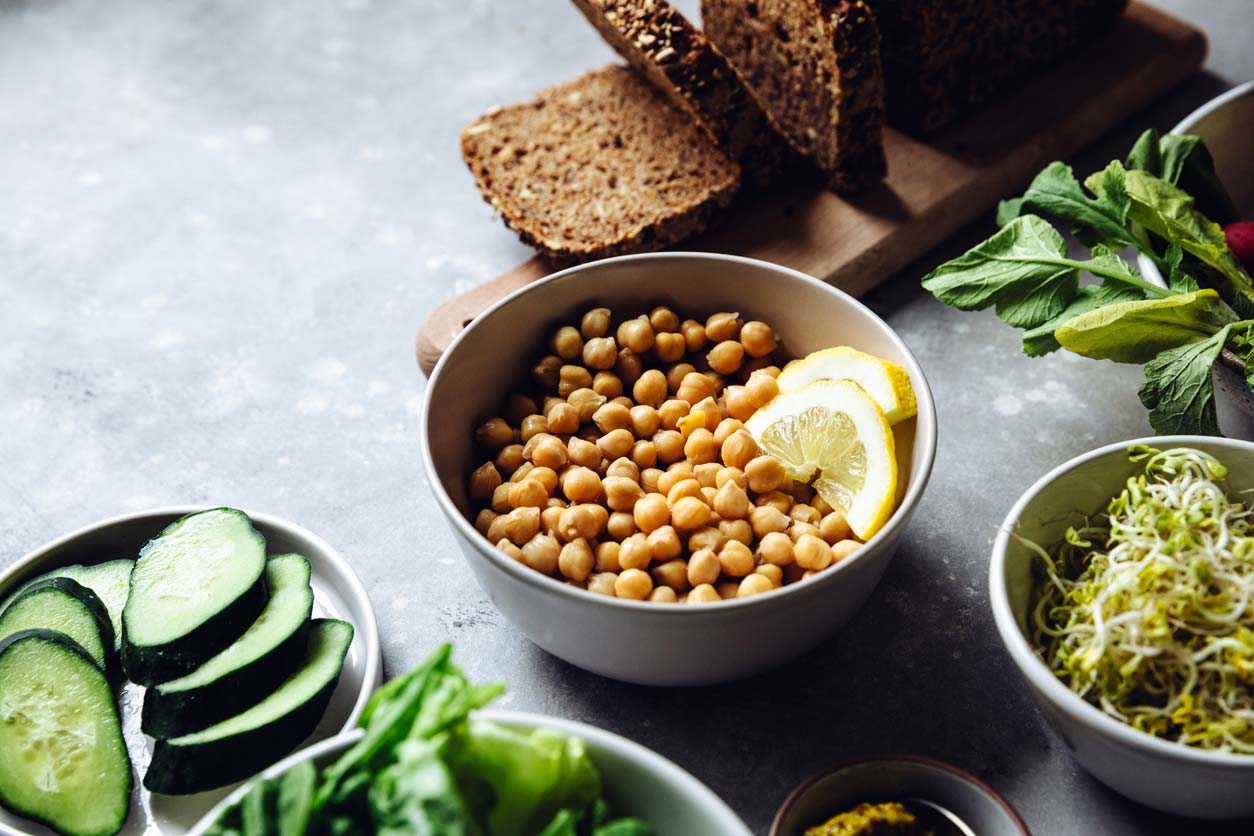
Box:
[701,0,887,193]
[460,65,741,266]
[571,0,787,185]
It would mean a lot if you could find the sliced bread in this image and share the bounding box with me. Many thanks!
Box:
[701,0,887,193]
[570,0,785,184]
[460,64,741,266]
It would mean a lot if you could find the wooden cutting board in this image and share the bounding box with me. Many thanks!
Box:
[417,2,1206,376]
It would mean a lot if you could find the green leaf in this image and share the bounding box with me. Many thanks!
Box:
[1138,324,1234,435]
[277,761,317,836]
[1013,162,1137,250]
[1022,281,1145,356]
[1159,134,1240,225]
[996,196,1025,227]
[1162,242,1199,293]
[1055,288,1237,363]
[1125,128,1163,174]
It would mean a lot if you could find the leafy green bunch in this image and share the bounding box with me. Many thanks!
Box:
[922,129,1252,435]
[207,645,652,836]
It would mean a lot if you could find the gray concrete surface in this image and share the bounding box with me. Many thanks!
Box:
[1,0,1250,833]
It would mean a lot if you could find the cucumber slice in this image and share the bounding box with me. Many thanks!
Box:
[0,629,132,836]
[122,508,268,685]
[1,560,134,653]
[145,619,354,795]
[142,554,315,738]
[0,578,114,671]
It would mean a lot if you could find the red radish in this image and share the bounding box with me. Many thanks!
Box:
[1225,222,1254,273]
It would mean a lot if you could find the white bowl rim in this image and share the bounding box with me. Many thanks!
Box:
[989,434,1254,769]
[1172,79,1254,135]
[191,708,752,836]
[421,251,939,616]
[0,504,383,729]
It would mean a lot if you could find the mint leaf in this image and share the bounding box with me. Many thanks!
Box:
[1138,325,1234,435]
[1022,282,1144,356]
[1013,162,1137,250]
[1055,288,1237,363]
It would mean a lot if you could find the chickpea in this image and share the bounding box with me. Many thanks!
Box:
[647,525,682,560]
[633,493,670,533]
[577,424,603,444]
[543,403,577,435]
[790,503,822,526]
[680,319,708,352]
[474,508,498,537]
[717,582,741,599]
[665,478,704,505]
[542,396,564,417]
[631,440,658,469]
[684,548,719,586]
[628,405,661,438]
[618,533,652,570]
[702,486,718,506]
[745,455,787,493]
[746,370,780,408]
[737,573,773,598]
[694,462,722,488]
[583,336,618,371]
[475,417,515,450]
[469,462,502,502]
[603,476,644,511]
[496,539,526,563]
[658,399,690,431]
[615,568,653,600]
[653,430,685,464]
[649,305,680,332]
[724,385,757,421]
[656,468,686,496]
[528,436,568,470]
[676,371,717,405]
[713,418,746,446]
[560,467,601,502]
[617,316,655,354]
[707,340,745,375]
[503,393,538,426]
[705,311,742,342]
[508,477,548,509]
[665,362,695,394]
[558,365,594,398]
[588,572,619,597]
[597,428,635,460]
[607,512,636,541]
[716,468,746,491]
[499,507,541,545]
[648,586,678,604]
[687,583,721,604]
[739,321,778,358]
[819,512,852,544]
[633,369,668,408]
[521,533,560,574]
[509,461,535,483]
[490,483,513,514]
[653,332,686,362]
[532,355,562,389]
[758,531,795,566]
[739,356,774,380]
[581,307,611,339]
[756,489,792,513]
[495,444,524,476]
[531,467,560,494]
[561,386,601,422]
[566,437,600,469]
[592,402,632,434]
[831,539,863,564]
[721,431,760,473]
[713,479,751,519]
[595,540,622,572]
[719,540,755,577]
[518,414,547,443]
[593,371,623,399]
[615,348,644,387]
[558,538,594,581]
[671,496,712,530]
[558,504,608,541]
[651,558,689,591]
[606,457,640,481]
[684,428,718,464]
[812,494,834,516]
[719,518,754,546]
[755,563,784,586]
[688,396,721,430]
[640,467,664,494]
[551,326,584,360]
[790,522,822,544]
[540,504,564,535]
[688,526,727,554]
[794,534,833,571]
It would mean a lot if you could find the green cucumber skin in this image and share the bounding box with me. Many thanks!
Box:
[143,620,349,798]
[122,572,268,685]
[0,577,117,677]
[140,616,312,739]
[0,629,132,836]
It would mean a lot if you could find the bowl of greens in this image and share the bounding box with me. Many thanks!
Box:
[189,644,751,836]
[923,82,1254,439]
[990,437,1254,819]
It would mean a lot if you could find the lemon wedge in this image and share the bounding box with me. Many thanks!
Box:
[777,346,917,425]
[745,379,897,539]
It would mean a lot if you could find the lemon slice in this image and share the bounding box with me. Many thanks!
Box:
[745,379,897,539]
[777,346,917,425]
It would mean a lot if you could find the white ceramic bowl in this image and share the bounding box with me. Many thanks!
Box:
[422,252,937,685]
[0,506,383,836]
[990,436,1254,819]
[188,709,752,836]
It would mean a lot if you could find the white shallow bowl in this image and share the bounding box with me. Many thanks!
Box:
[990,437,1254,819]
[422,252,938,686]
[0,506,382,836]
[188,709,752,836]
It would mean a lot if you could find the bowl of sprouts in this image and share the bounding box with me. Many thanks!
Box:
[990,437,1254,819]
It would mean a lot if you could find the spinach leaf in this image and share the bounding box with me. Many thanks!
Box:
[369,738,485,836]
[277,761,318,836]
[1138,324,1235,435]
[1055,288,1237,363]
[994,162,1136,249]
[241,779,278,836]
[1022,281,1144,356]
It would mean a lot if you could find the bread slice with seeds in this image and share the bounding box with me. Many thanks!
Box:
[571,0,787,184]
[701,0,887,193]
[460,64,741,266]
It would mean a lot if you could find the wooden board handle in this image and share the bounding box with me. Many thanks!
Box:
[416,256,551,376]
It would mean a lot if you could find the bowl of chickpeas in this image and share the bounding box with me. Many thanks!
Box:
[421,252,937,685]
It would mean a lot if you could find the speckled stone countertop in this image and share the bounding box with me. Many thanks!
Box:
[1,1,1251,833]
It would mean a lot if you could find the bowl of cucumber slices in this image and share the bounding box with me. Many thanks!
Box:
[0,506,381,836]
